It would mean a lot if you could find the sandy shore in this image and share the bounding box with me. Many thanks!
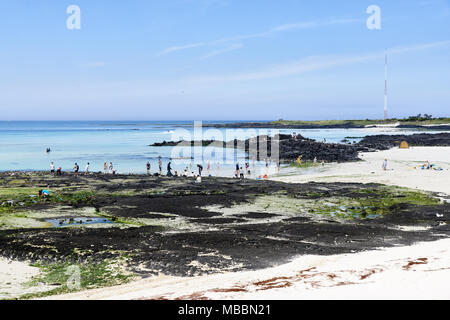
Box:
[39,146,450,300]
[46,238,450,300]
[274,146,450,195]
[0,258,55,299]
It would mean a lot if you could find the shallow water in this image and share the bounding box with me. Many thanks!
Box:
[0,121,445,174]
[45,217,113,228]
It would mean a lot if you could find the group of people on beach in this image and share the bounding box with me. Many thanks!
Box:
[382,158,444,171]
[417,160,443,171]
[47,154,283,180]
[144,159,257,180]
[50,162,62,176]
[49,161,116,176]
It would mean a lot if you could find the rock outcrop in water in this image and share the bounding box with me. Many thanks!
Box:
[150,132,450,163]
[358,132,450,150]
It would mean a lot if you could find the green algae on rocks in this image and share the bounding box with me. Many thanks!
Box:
[0,172,448,299]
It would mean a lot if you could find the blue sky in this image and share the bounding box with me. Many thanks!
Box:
[0,0,449,120]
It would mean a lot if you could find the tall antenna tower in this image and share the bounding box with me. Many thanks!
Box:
[384,50,388,120]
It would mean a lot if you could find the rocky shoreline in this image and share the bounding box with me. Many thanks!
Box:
[150,132,450,163]
[358,132,450,150]
[0,173,448,282]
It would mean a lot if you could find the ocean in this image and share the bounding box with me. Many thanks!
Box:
[0,121,443,174]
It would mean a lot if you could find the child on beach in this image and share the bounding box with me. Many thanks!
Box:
[158,158,162,174]
[382,159,388,171]
[146,162,151,175]
[104,162,108,174]
[85,163,90,175]
[50,162,55,174]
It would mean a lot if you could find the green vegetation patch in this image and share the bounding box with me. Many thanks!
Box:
[270,116,450,127]
[302,186,440,219]
[21,258,136,299]
[248,186,441,220]
[286,161,318,169]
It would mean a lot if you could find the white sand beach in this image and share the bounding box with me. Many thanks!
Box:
[44,238,450,300]
[275,146,450,195]
[40,146,450,300]
[0,258,55,299]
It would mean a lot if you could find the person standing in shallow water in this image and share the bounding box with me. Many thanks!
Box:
[146,161,151,175]
[104,162,108,174]
[85,163,90,175]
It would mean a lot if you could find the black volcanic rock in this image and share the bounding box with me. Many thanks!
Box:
[149,132,450,163]
[359,132,450,150]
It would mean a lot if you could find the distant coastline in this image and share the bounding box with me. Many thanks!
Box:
[203,117,450,130]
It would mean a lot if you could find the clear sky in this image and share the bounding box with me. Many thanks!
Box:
[0,0,449,120]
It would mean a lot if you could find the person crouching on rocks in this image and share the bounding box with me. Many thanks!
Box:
[38,189,50,200]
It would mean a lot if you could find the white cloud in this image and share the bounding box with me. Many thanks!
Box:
[182,40,450,84]
[159,17,359,55]
[197,43,244,60]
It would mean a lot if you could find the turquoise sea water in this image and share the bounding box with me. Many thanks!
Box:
[0,121,445,174]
